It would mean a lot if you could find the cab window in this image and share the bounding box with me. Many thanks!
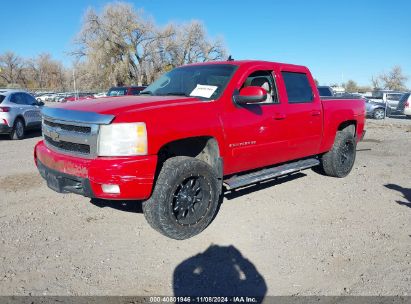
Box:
[241,70,278,104]
[282,72,314,103]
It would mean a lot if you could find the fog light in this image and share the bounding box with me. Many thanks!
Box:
[101,184,120,194]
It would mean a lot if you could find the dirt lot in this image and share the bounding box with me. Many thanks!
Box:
[0,118,410,297]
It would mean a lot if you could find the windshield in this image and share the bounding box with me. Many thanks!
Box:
[141,64,237,100]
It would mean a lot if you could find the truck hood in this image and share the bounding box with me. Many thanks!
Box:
[51,95,201,116]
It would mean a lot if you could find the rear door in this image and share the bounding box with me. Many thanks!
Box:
[22,93,42,126]
[277,69,323,160]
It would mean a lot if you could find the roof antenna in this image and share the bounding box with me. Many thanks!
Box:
[227,55,234,61]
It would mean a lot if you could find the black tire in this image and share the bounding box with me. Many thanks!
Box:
[320,130,356,178]
[373,108,385,120]
[142,156,221,240]
[10,118,25,140]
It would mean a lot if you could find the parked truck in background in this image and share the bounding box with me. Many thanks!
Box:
[34,60,365,239]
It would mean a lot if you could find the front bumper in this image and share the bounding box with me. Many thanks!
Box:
[34,140,158,200]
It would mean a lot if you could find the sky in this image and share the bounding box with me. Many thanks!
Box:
[2,0,411,88]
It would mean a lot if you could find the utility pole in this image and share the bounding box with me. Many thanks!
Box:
[72,68,77,101]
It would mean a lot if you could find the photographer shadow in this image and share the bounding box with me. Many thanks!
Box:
[173,245,267,299]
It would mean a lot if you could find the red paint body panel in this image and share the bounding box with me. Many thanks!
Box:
[34,60,365,200]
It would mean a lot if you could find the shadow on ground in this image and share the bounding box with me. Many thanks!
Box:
[90,173,307,213]
[384,183,411,208]
[90,198,143,213]
[0,129,42,140]
[173,245,267,298]
[224,172,306,200]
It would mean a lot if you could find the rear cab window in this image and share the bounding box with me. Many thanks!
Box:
[282,72,314,103]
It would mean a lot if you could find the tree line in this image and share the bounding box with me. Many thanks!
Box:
[0,2,408,92]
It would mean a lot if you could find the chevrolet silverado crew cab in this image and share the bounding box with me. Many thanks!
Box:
[34,60,365,240]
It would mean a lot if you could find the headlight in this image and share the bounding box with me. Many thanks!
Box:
[97,122,147,156]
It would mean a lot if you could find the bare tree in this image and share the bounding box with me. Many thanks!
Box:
[27,53,66,90]
[72,2,226,88]
[0,51,26,87]
[372,66,408,91]
[344,80,358,93]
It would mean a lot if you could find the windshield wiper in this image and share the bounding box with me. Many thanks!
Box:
[140,91,153,95]
[164,92,188,96]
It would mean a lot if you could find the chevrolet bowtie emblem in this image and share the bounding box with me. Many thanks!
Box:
[50,130,60,142]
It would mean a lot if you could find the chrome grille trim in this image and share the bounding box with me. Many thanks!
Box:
[42,117,99,158]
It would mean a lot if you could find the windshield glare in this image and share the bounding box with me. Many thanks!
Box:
[142,64,237,100]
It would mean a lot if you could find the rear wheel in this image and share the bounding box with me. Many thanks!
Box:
[10,118,25,140]
[320,130,356,178]
[142,156,221,240]
[373,108,385,120]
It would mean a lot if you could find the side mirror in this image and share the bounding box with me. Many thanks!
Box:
[38,101,45,106]
[234,86,267,105]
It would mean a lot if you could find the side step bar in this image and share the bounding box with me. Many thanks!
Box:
[224,158,320,190]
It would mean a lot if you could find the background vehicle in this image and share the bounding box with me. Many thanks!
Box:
[107,86,147,96]
[396,92,411,118]
[365,98,387,119]
[317,86,334,97]
[0,89,44,139]
[63,93,96,102]
[369,90,405,111]
[34,60,365,240]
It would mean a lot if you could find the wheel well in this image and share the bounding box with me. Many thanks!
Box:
[14,115,25,126]
[338,120,356,136]
[157,137,222,178]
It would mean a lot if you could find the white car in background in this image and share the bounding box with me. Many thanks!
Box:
[94,92,107,98]
[0,89,44,139]
[397,93,411,118]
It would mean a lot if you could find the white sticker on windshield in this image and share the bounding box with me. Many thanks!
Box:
[190,85,218,98]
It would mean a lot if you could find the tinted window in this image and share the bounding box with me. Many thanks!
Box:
[130,88,143,95]
[10,93,25,105]
[22,93,37,105]
[282,72,313,103]
[318,87,333,96]
[107,88,127,96]
[386,93,403,101]
[0,95,5,103]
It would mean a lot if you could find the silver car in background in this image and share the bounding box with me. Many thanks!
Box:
[0,89,44,139]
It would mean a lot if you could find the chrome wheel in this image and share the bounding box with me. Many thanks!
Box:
[373,109,385,120]
[16,120,24,138]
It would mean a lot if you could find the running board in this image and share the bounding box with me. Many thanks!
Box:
[224,158,320,190]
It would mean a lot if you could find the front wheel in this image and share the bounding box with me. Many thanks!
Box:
[320,130,356,178]
[142,156,221,240]
[373,108,385,120]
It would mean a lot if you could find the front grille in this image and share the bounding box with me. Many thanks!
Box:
[44,135,90,154]
[42,118,99,158]
[43,120,91,134]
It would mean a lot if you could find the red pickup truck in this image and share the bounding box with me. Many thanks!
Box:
[34,60,365,239]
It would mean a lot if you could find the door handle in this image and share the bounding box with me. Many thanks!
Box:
[273,113,286,120]
[311,110,321,116]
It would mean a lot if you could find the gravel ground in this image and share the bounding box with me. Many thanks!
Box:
[0,117,410,297]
